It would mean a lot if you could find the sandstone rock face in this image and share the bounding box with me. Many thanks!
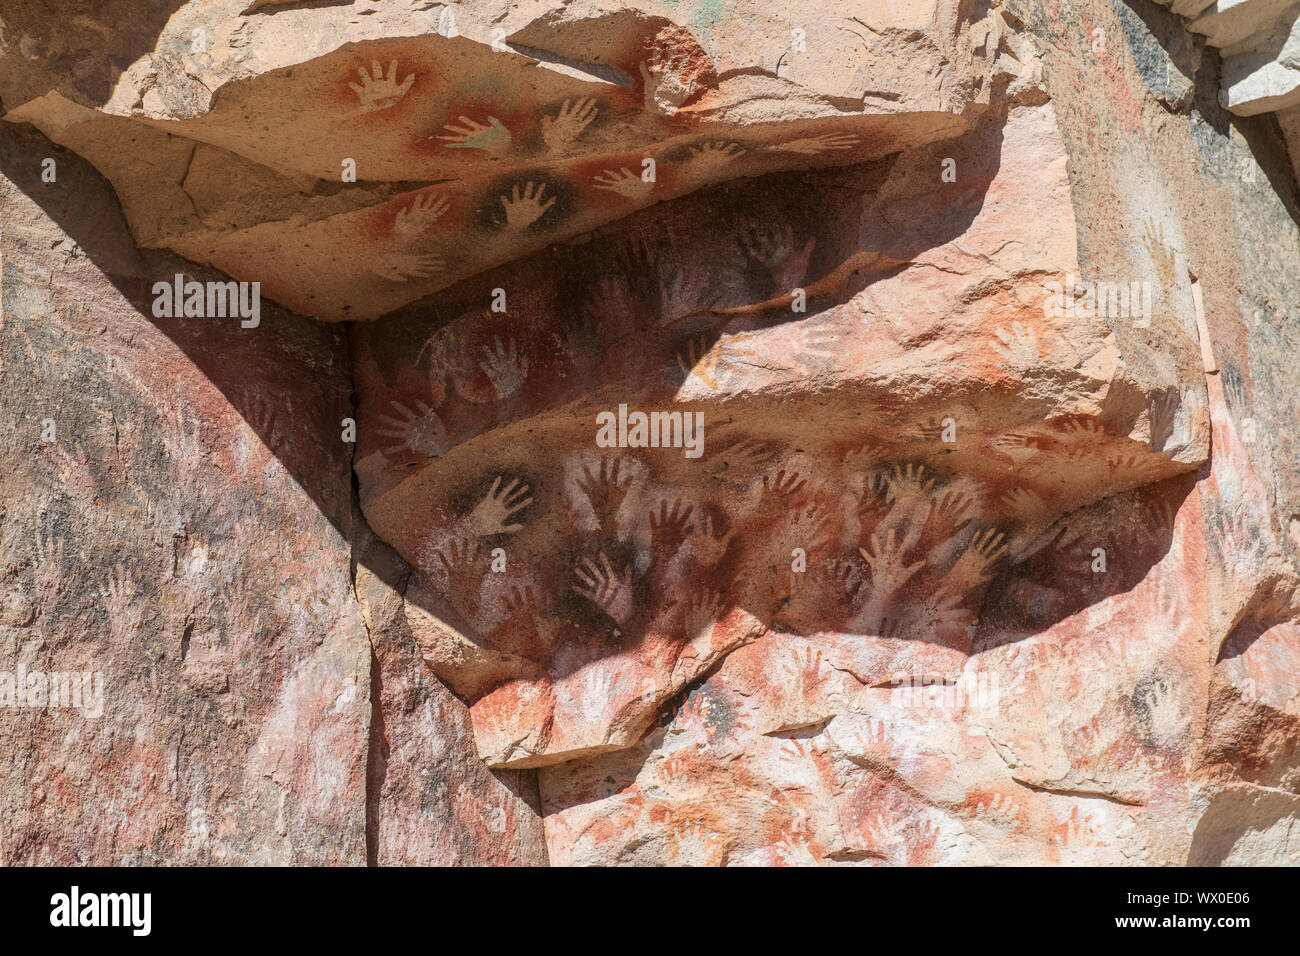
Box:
[1149,0,1300,115]
[0,0,1004,320]
[2,0,1299,866]
[0,103,543,867]
[1148,0,1300,180]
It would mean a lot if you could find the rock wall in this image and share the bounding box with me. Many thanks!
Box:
[1,0,1298,865]
[0,116,544,867]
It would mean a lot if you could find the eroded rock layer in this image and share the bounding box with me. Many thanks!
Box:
[1,0,1299,865]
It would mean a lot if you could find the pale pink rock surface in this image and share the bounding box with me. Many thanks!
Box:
[0,0,1298,866]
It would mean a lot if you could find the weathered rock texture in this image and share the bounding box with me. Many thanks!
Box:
[1,0,1299,865]
[1151,0,1300,114]
[1149,0,1300,182]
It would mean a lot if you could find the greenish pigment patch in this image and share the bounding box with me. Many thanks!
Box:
[691,0,724,29]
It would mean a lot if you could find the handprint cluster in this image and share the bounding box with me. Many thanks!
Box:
[418,473,534,625]
[377,326,536,463]
[845,464,1006,643]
